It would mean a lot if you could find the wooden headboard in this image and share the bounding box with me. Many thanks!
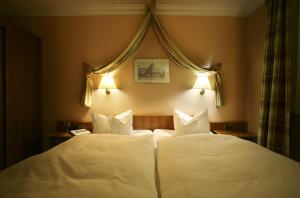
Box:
[133,115,173,130]
[57,115,246,132]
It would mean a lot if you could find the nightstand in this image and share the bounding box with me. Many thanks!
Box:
[48,131,73,147]
[213,130,257,142]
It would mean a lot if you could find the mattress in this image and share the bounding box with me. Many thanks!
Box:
[0,134,158,198]
[157,133,300,198]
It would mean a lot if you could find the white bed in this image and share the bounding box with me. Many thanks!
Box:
[157,134,300,198]
[0,134,158,198]
[1,131,300,198]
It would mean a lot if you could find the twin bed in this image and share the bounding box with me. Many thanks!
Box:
[0,115,300,197]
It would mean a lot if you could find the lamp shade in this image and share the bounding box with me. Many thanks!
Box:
[99,75,117,89]
[193,72,215,90]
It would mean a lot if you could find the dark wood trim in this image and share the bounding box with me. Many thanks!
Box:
[48,131,72,147]
[213,130,257,141]
[49,131,72,138]
[210,121,247,132]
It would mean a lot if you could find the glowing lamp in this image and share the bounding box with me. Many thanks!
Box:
[193,72,215,95]
[99,75,117,94]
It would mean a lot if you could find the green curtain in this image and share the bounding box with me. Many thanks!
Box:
[81,0,224,108]
[258,0,291,156]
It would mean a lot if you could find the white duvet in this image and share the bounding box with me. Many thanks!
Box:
[157,134,300,198]
[0,134,158,198]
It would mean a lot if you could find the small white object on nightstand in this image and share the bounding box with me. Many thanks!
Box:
[70,129,91,136]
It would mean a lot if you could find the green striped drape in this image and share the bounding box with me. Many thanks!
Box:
[258,0,291,156]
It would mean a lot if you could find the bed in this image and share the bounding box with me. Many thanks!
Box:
[1,115,300,198]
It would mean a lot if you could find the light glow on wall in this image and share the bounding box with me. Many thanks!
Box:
[193,72,216,95]
[99,74,117,94]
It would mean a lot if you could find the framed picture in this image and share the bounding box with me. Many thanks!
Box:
[134,59,170,83]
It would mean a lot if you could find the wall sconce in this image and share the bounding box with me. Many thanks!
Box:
[99,74,117,94]
[193,72,215,95]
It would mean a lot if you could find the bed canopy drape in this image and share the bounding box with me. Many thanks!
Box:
[82,0,224,108]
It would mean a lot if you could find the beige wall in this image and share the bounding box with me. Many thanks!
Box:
[7,15,250,144]
[245,6,267,134]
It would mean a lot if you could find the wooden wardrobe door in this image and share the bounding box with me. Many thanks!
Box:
[5,27,41,166]
[0,27,4,169]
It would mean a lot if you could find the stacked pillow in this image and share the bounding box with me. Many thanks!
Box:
[173,108,210,136]
[91,110,133,135]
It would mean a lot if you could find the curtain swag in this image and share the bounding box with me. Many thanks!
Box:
[81,0,224,108]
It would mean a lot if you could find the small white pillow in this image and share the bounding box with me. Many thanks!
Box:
[91,112,111,134]
[111,110,133,135]
[91,110,133,135]
[173,108,210,136]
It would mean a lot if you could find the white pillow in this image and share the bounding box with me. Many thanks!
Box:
[91,112,111,134]
[91,110,133,135]
[111,110,133,135]
[173,108,210,136]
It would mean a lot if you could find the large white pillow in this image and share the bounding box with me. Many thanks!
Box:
[91,110,133,135]
[173,108,210,136]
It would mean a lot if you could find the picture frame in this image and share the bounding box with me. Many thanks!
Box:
[134,59,170,83]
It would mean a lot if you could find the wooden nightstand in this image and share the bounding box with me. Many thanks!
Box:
[48,131,73,146]
[213,130,257,142]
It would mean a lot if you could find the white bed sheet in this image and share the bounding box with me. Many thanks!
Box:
[157,134,300,198]
[131,129,153,136]
[0,134,158,198]
[153,129,214,146]
[153,129,174,147]
[153,129,175,136]
[153,129,213,136]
